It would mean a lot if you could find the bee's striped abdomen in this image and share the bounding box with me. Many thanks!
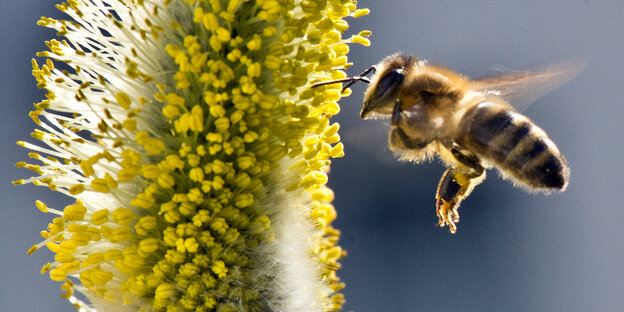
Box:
[459,102,569,190]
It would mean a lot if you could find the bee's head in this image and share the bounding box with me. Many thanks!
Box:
[310,53,421,119]
[361,53,416,119]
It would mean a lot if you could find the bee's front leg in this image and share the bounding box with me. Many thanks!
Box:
[436,145,485,233]
[391,99,403,125]
[389,100,431,150]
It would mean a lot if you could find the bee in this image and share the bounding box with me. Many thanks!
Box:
[312,53,581,233]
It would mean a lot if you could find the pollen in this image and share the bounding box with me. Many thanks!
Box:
[20,0,367,311]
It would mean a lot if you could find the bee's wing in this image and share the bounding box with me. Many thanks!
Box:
[343,121,400,167]
[471,59,585,111]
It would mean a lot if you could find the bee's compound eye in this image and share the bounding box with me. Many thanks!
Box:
[375,68,404,99]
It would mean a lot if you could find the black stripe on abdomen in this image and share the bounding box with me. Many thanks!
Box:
[506,139,548,170]
[470,107,514,149]
[490,122,532,163]
[464,102,531,162]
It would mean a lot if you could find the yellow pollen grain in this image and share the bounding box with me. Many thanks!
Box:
[211,260,228,278]
[36,200,48,212]
[91,178,110,193]
[28,245,38,255]
[91,209,109,225]
[139,238,160,254]
[350,34,371,46]
[157,172,175,188]
[64,202,86,221]
[49,268,67,282]
[354,8,371,18]
[112,208,134,226]
[330,143,345,158]
[46,242,59,253]
[115,92,132,110]
[68,184,85,195]
[189,167,204,182]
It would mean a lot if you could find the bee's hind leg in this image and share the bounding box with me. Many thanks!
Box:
[436,145,486,233]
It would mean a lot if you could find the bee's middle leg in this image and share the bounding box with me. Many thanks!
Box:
[436,145,486,233]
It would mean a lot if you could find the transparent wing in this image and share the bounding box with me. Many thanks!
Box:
[471,59,585,111]
[343,121,400,167]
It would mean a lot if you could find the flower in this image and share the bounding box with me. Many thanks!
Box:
[15,0,370,311]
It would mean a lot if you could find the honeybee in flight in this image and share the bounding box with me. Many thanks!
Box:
[313,53,581,233]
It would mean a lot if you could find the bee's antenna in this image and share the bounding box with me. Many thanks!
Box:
[311,65,377,92]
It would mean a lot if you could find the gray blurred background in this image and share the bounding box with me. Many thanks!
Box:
[3,1,623,311]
